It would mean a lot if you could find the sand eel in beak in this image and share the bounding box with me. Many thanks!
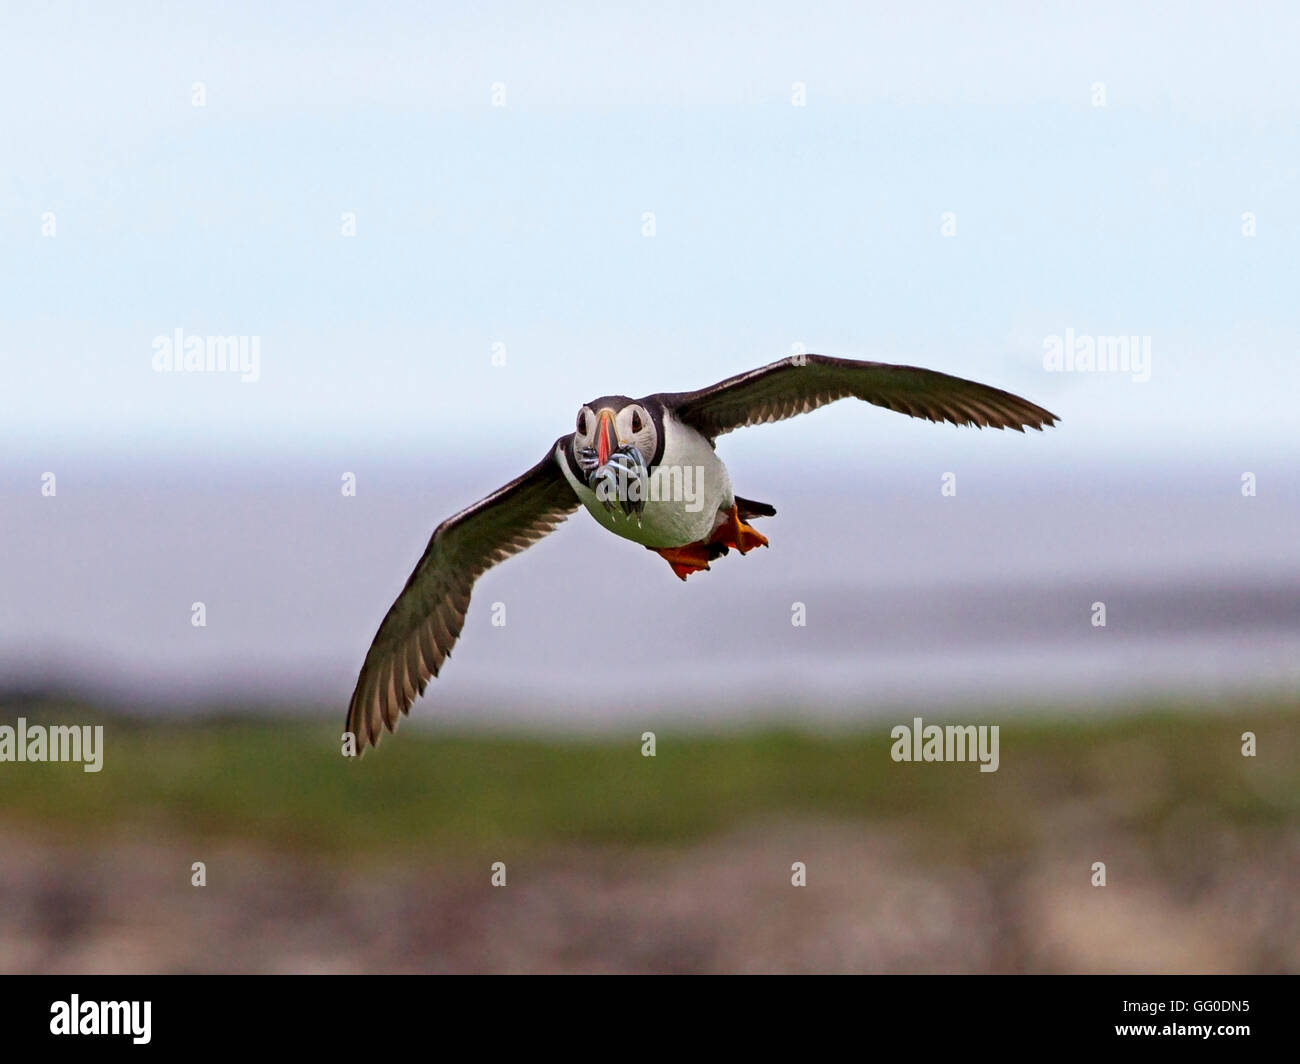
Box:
[346,355,1058,752]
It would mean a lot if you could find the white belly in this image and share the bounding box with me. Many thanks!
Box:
[561,414,733,548]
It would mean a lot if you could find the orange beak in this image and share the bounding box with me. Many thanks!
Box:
[596,409,618,466]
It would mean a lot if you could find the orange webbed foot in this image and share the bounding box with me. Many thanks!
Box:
[652,543,718,581]
[712,505,770,555]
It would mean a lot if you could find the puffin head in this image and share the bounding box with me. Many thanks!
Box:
[571,396,663,518]
[573,396,660,466]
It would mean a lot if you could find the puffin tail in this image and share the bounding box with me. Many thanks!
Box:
[734,495,776,520]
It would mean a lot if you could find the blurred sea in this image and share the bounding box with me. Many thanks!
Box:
[3,457,1297,729]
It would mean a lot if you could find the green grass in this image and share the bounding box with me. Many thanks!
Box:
[2,697,1296,862]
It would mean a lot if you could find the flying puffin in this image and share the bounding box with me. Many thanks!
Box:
[346,355,1058,753]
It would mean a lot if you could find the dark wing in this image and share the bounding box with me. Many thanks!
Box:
[345,437,579,755]
[655,355,1058,440]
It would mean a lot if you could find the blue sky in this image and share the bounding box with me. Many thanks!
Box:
[2,1,1298,468]
[2,3,1298,717]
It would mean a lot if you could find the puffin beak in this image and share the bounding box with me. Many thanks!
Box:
[596,409,618,466]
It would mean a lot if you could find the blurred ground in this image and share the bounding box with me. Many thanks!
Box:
[0,697,1296,973]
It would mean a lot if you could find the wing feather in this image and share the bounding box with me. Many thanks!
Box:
[656,355,1058,439]
[345,437,579,754]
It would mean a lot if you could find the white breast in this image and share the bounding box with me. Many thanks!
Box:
[561,412,733,548]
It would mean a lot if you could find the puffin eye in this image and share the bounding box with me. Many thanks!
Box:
[631,410,643,433]
[577,412,589,435]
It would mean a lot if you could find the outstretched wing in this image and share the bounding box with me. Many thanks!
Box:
[345,437,578,754]
[655,355,1058,440]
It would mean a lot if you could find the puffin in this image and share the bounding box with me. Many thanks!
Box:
[345,354,1058,753]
